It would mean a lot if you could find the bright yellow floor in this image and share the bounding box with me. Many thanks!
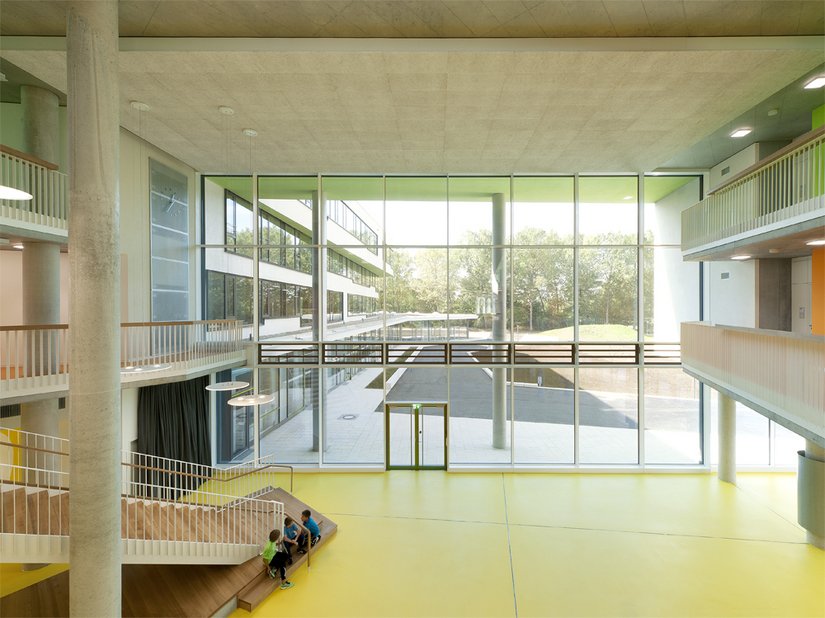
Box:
[0,563,68,597]
[235,472,825,618]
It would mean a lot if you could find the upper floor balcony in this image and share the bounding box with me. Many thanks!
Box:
[0,319,245,404]
[681,127,825,260]
[681,321,825,447]
[0,145,67,243]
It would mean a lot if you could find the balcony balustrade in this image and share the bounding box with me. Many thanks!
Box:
[681,321,825,445]
[0,320,244,400]
[681,127,825,256]
[0,145,68,236]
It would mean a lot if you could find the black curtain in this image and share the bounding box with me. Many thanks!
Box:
[136,375,212,498]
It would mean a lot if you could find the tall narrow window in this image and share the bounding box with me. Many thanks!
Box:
[150,159,189,321]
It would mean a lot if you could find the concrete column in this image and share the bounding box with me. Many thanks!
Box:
[718,392,736,484]
[491,193,507,449]
[311,189,327,453]
[21,85,60,165]
[66,2,121,616]
[802,440,825,549]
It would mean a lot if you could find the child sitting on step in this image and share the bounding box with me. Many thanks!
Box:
[298,509,321,554]
[283,517,300,563]
[261,529,294,590]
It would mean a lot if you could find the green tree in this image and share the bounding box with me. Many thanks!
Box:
[511,228,574,332]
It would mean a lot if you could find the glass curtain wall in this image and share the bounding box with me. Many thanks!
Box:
[202,174,704,467]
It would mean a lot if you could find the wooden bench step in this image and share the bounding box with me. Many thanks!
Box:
[236,489,337,613]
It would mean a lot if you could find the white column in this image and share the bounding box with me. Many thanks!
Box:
[492,193,507,449]
[67,2,121,616]
[311,188,327,453]
[718,391,736,483]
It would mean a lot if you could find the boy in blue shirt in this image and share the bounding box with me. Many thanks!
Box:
[298,509,321,554]
[283,517,300,563]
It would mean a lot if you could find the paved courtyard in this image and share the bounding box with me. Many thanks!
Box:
[255,362,725,466]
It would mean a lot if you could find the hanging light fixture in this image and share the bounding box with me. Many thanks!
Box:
[0,186,33,200]
[205,380,250,392]
[227,392,276,407]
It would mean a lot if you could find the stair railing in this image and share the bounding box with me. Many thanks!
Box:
[0,429,70,540]
[1,429,288,559]
[223,453,295,493]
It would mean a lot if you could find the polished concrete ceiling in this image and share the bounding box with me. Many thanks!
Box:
[0,1,823,37]
[0,2,823,174]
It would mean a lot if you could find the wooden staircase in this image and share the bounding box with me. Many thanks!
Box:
[236,488,338,613]
[1,484,275,545]
[1,486,69,537]
[0,488,337,617]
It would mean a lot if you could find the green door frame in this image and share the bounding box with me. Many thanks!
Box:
[385,402,448,470]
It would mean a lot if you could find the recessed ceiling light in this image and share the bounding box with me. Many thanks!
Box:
[806,239,825,246]
[767,108,779,117]
[768,248,780,254]
[242,128,258,137]
[623,195,633,200]
[730,128,752,138]
[12,243,24,250]
[218,106,235,116]
[803,76,825,89]
[130,101,150,112]
[731,255,751,260]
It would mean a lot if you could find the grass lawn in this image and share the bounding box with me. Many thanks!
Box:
[539,324,640,341]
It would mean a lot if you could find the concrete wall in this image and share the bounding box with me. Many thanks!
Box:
[756,259,792,331]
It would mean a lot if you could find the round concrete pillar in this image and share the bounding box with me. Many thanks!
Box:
[23,242,60,324]
[67,1,122,615]
[21,85,60,165]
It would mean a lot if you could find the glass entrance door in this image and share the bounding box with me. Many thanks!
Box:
[385,402,447,470]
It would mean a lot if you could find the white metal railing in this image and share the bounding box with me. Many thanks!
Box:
[120,320,245,370]
[0,429,285,564]
[0,146,68,231]
[681,322,825,441]
[0,325,69,393]
[682,127,825,253]
[0,320,244,396]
